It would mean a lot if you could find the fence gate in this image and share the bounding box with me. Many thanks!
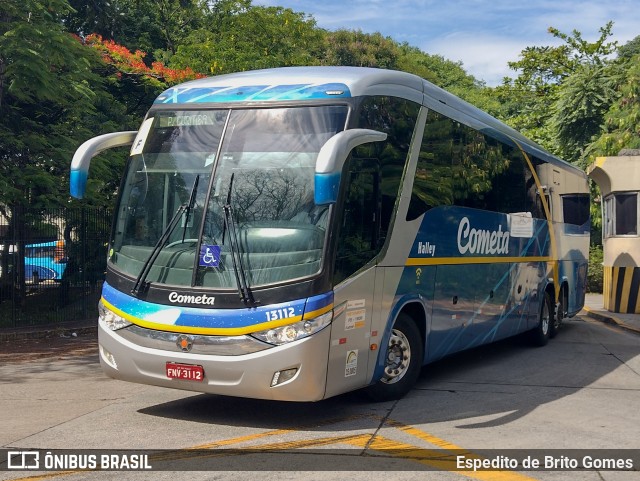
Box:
[0,207,112,329]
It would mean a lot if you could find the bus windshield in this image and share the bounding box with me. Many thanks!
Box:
[111,105,348,290]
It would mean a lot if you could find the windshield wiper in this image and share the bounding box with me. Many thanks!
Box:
[222,173,257,306]
[181,175,199,243]
[131,175,200,296]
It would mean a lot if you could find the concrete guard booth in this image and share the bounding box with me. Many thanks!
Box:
[588,150,640,313]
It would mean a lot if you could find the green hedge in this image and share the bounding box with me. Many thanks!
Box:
[587,245,603,293]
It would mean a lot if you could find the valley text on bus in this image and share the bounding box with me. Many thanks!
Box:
[70,67,589,401]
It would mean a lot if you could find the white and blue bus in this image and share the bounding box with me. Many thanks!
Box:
[70,67,589,401]
[25,240,67,282]
[1,240,67,283]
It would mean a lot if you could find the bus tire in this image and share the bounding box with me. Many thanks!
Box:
[530,291,552,346]
[549,291,564,339]
[366,313,423,402]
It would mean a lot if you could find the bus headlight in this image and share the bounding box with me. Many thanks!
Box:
[98,300,132,331]
[251,311,333,345]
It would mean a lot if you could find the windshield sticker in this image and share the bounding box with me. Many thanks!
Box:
[345,350,358,377]
[345,309,366,330]
[509,213,534,238]
[199,245,221,267]
[346,299,365,309]
[130,117,154,155]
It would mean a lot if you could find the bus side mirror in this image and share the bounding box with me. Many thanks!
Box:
[314,129,387,205]
[70,131,137,199]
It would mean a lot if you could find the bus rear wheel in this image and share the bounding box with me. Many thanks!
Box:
[549,289,565,339]
[529,291,552,346]
[366,313,423,402]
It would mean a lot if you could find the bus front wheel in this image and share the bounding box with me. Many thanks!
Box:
[366,313,423,401]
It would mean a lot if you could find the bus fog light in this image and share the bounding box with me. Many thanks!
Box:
[99,345,118,369]
[252,310,333,345]
[271,368,298,387]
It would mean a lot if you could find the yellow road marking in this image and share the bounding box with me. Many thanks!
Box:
[1,472,75,481]
[345,434,539,481]
[238,433,370,451]
[189,414,373,448]
[385,417,469,450]
[7,414,539,480]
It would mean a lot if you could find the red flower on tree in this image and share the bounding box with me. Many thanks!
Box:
[83,34,205,85]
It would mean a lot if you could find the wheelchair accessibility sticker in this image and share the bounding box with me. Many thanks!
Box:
[199,245,221,267]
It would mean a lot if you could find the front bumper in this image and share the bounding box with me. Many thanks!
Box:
[98,320,331,402]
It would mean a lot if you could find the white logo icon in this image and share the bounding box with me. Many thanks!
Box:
[7,451,40,470]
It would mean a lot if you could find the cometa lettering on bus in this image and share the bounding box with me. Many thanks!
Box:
[457,217,510,255]
[168,292,215,306]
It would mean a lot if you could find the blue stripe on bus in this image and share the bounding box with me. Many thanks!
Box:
[304,291,334,317]
[154,83,351,104]
[101,283,333,331]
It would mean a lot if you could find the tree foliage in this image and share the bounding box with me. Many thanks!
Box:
[170,1,324,74]
[65,0,210,61]
[0,0,99,209]
[495,21,624,161]
[321,30,400,69]
[1,0,637,221]
[587,52,640,158]
[551,63,621,164]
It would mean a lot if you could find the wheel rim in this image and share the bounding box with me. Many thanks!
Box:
[541,299,550,335]
[381,328,411,384]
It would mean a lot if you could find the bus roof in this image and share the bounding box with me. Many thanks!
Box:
[153,66,584,177]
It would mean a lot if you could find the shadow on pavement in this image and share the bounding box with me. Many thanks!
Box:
[138,317,640,432]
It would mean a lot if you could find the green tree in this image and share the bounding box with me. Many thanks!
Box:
[551,63,621,164]
[617,35,640,60]
[321,30,400,69]
[319,32,498,115]
[495,22,619,156]
[65,0,209,63]
[0,0,99,209]
[0,0,103,300]
[170,2,324,74]
[586,52,640,157]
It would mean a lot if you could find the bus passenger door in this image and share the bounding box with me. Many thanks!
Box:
[324,163,381,398]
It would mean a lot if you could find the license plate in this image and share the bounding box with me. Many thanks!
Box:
[166,362,204,382]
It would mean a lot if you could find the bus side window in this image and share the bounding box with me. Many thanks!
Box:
[562,194,590,226]
[407,110,546,220]
[334,158,380,284]
[334,96,419,285]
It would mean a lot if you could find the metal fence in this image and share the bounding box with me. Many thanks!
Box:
[0,207,112,329]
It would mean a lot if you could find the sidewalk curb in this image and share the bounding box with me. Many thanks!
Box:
[581,306,640,335]
[0,323,96,342]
